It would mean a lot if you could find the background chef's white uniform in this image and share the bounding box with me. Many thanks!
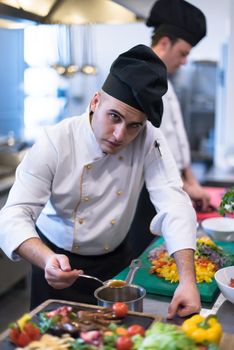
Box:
[160,80,191,171]
[0,109,197,261]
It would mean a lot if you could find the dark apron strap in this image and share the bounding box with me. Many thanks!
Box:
[127,184,156,257]
[30,227,134,309]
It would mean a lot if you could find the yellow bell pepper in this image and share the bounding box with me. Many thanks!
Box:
[181,314,222,345]
[17,313,31,331]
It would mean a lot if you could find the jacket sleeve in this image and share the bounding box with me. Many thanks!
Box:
[0,129,57,260]
[144,128,197,256]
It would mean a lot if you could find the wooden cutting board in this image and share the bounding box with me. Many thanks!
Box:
[0,299,161,349]
[0,299,233,349]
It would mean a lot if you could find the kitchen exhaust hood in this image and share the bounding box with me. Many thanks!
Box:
[0,0,147,28]
[0,1,43,28]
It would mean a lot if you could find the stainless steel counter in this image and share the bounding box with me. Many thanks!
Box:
[143,292,234,334]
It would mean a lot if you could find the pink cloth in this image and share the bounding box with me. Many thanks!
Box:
[196,187,226,222]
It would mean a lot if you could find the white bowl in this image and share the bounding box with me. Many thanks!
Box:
[201,217,234,240]
[215,266,234,303]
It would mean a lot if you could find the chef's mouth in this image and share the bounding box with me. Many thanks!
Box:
[105,140,123,148]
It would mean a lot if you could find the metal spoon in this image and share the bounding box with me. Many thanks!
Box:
[79,259,142,287]
[79,274,126,287]
[79,274,105,285]
[49,266,105,285]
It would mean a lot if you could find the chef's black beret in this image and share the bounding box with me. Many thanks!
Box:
[102,44,168,128]
[146,0,206,47]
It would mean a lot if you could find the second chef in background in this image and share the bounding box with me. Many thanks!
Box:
[147,0,211,211]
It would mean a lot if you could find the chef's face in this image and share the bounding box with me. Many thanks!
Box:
[90,91,147,154]
[162,38,192,74]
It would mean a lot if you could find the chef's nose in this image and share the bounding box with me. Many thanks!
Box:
[113,123,126,141]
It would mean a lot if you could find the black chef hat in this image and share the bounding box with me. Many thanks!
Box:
[102,44,168,127]
[146,0,206,47]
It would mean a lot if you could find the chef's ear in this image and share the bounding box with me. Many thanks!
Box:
[159,36,173,51]
[90,92,101,112]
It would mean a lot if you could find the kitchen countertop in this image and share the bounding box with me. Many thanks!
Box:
[0,293,233,347]
[143,292,234,334]
[141,218,234,334]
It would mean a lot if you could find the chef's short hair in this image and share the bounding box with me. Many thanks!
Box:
[151,29,179,47]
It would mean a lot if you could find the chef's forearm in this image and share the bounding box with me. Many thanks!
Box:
[15,237,55,269]
[182,166,198,186]
[173,248,196,284]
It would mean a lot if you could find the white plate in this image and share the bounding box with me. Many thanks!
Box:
[201,217,234,240]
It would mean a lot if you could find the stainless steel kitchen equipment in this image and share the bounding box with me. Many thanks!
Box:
[79,259,142,286]
[94,259,145,312]
[94,284,146,312]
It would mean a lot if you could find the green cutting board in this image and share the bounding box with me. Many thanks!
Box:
[114,237,234,303]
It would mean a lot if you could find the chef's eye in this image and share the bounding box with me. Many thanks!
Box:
[129,123,142,129]
[110,113,121,122]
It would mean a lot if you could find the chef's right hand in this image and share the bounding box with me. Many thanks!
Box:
[45,254,83,289]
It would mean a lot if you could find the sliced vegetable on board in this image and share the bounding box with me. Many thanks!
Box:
[148,236,234,284]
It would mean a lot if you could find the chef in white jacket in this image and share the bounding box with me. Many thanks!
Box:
[0,45,200,319]
[146,0,211,211]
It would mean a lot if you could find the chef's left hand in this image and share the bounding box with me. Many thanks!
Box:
[167,281,201,319]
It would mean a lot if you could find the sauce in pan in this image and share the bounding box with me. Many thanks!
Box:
[106,279,127,288]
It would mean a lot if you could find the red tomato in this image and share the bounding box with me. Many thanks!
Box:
[9,327,20,344]
[116,335,133,350]
[127,324,145,337]
[24,323,41,340]
[112,302,129,318]
[17,331,31,347]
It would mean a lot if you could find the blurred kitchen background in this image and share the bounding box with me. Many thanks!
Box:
[1,0,234,331]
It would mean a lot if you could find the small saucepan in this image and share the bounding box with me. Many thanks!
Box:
[94,259,146,312]
[94,283,146,312]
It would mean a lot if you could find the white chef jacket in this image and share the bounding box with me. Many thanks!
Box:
[0,110,197,261]
[160,80,191,171]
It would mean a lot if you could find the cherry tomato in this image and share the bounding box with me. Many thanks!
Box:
[9,327,20,344]
[24,323,41,340]
[112,302,129,318]
[116,335,133,350]
[17,331,31,347]
[127,324,145,337]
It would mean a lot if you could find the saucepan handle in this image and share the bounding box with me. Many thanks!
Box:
[124,259,142,284]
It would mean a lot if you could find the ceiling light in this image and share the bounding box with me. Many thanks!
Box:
[80,65,97,75]
[51,63,79,77]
